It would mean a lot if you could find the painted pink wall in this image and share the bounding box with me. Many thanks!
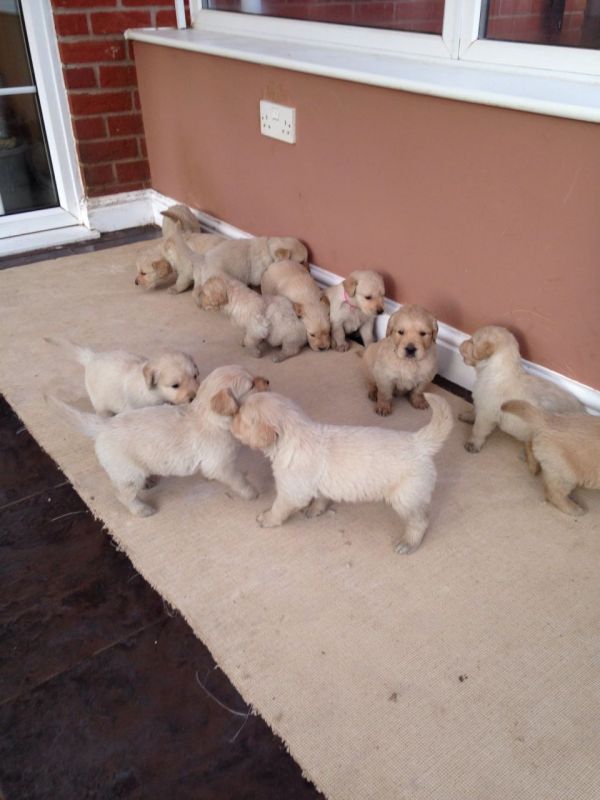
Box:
[134,42,600,388]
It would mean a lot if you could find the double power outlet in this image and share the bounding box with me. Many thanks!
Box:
[259,100,296,144]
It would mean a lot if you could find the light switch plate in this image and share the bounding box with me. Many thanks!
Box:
[260,100,296,144]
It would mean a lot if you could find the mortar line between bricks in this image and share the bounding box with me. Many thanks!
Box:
[0,616,166,709]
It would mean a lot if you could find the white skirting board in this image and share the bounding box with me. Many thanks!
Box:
[85,188,600,414]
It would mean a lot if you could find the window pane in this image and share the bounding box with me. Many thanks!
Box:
[0,0,34,88]
[484,0,600,48]
[205,0,445,35]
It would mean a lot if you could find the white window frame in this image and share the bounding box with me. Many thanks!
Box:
[0,0,86,243]
[189,0,600,79]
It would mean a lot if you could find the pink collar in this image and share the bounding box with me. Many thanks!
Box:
[343,288,358,309]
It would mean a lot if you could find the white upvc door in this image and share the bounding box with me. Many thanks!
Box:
[0,0,87,248]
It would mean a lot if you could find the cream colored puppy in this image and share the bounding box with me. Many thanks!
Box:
[199,274,307,361]
[160,204,202,238]
[229,390,452,554]
[459,326,584,453]
[325,270,385,352]
[261,260,331,351]
[501,400,600,515]
[363,304,438,416]
[50,366,269,517]
[46,337,199,415]
[149,225,226,294]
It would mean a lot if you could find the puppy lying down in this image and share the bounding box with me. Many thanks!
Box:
[199,274,307,362]
[459,326,584,452]
[46,336,199,415]
[50,366,269,517]
[230,390,453,554]
[502,400,600,516]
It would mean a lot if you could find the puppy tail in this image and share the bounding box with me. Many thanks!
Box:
[414,393,453,456]
[500,400,545,432]
[44,335,94,366]
[46,395,105,439]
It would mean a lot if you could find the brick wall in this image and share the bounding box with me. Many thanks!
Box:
[487,0,589,46]
[51,1,190,198]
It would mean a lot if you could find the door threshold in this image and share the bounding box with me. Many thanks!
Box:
[0,224,100,259]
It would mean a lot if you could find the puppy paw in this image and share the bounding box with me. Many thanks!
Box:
[238,484,259,501]
[464,441,480,453]
[375,402,392,417]
[167,286,180,295]
[257,510,279,528]
[334,342,350,353]
[394,541,413,555]
[409,393,429,410]
[132,502,156,517]
[458,411,475,425]
[367,385,378,402]
[143,476,160,490]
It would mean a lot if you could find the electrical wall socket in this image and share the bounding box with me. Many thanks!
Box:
[259,100,296,144]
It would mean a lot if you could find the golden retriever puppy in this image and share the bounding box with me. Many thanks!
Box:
[229,390,452,553]
[50,366,269,516]
[160,204,202,238]
[45,336,199,415]
[199,275,307,361]
[363,304,438,416]
[459,326,584,453]
[152,225,226,294]
[261,260,331,351]
[325,271,385,352]
[501,400,600,516]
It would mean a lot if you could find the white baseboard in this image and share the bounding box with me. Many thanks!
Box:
[81,188,600,414]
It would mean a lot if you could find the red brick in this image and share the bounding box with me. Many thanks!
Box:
[156,10,177,27]
[133,89,141,110]
[53,12,89,37]
[54,0,115,7]
[107,113,144,136]
[83,163,114,188]
[60,39,126,64]
[139,137,147,157]
[79,138,138,163]
[110,181,150,194]
[73,116,106,140]
[63,66,96,90]
[123,0,173,5]
[90,10,151,34]
[69,90,132,115]
[115,159,150,183]
[99,65,137,88]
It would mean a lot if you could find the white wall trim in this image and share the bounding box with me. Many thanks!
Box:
[78,187,600,414]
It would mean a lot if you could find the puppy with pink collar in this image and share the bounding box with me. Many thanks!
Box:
[324,270,385,352]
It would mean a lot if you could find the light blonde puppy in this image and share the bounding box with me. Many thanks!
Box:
[46,337,199,415]
[501,400,600,516]
[325,270,385,352]
[459,326,584,453]
[148,225,226,294]
[160,204,202,238]
[363,304,438,416]
[229,390,452,554]
[50,366,269,516]
[199,274,307,362]
[261,259,331,351]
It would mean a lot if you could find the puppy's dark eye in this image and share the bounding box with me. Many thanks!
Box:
[420,331,427,337]
[172,383,180,389]
[140,271,146,276]
[364,295,372,300]
[398,329,405,335]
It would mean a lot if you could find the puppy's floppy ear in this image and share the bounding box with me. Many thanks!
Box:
[292,302,304,319]
[343,276,358,297]
[274,247,292,261]
[320,293,330,308]
[153,259,172,277]
[386,317,394,337]
[249,419,278,449]
[252,376,270,392]
[473,338,494,361]
[143,363,157,389]
[210,388,239,416]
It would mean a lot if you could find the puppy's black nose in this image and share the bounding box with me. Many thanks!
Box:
[405,344,417,358]
[319,346,328,351]
[134,278,139,286]
[377,307,384,315]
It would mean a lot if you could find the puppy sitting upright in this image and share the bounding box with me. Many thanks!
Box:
[50,366,269,517]
[501,400,600,516]
[363,304,438,416]
[46,337,199,415]
[199,275,308,362]
[325,270,385,352]
[230,390,453,554]
[261,259,331,352]
[459,326,584,453]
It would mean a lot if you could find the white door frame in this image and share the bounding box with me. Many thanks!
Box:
[0,0,92,249]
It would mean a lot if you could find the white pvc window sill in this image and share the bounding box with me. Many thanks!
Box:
[126,27,600,124]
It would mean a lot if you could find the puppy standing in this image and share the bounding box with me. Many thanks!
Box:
[261,260,331,352]
[325,270,385,352]
[50,366,269,516]
[459,326,584,453]
[501,400,600,516]
[363,304,438,415]
[199,274,307,362]
[230,390,452,554]
[46,337,199,415]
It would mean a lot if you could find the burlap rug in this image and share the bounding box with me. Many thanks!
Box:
[1,242,599,800]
